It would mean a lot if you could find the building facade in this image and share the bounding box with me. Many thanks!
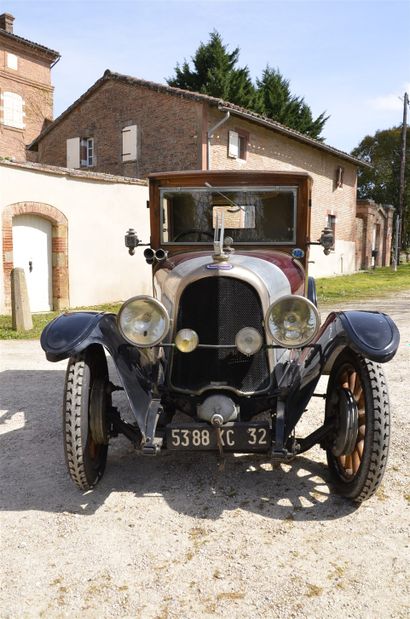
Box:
[0,13,59,161]
[29,71,366,276]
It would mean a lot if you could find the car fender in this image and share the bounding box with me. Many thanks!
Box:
[283,310,400,436]
[41,312,154,433]
[41,311,111,362]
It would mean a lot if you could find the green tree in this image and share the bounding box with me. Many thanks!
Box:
[167,32,328,139]
[351,126,410,246]
[167,30,256,109]
[255,66,328,140]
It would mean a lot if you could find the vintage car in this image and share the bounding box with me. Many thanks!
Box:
[41,171,400,503]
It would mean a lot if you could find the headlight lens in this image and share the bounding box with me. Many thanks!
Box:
[266,295,320,348]
[235,327,263,356]
[175,328,199,353]
[118,296,170,347]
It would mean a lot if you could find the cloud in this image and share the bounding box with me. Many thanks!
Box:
[369,83,410,112]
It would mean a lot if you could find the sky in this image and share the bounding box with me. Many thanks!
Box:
[3,0,410,153]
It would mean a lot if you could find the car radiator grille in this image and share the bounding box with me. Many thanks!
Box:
[170,277,270,393]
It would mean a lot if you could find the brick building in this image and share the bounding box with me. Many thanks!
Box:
[0,12,60,161]
[28,70,370,276]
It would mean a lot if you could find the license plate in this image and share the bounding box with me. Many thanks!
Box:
[166,422,271,452]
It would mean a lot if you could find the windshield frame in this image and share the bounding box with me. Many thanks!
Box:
[159,185,298,245]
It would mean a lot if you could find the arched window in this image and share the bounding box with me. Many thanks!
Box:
[2,91,24,129]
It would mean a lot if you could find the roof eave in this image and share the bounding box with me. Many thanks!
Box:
[217,104,371,169]
[0,29,60,61]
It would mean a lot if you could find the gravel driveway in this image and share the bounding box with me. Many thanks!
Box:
[1,294,409,618]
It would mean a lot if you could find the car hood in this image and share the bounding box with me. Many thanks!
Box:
[154,250,305,319]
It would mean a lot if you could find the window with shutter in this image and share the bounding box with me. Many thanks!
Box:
[66,137,80,168]
[335,166,344,189]
[122,125,137,161]
[3,92,24,128]
[228,129,248,160]
[80,137,94,166]
[327,214,336,249]
[228,131,240,158]
[6,53,18,70]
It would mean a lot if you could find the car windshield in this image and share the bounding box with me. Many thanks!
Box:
[160,186,297,244]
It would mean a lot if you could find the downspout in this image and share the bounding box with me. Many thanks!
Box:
[207,110,230,170]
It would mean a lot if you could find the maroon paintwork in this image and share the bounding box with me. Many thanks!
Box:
[155,249,306,295]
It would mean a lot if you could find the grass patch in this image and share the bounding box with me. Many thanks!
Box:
[317,264,410,304]
[0,302,122,340]
[2,264,410,339]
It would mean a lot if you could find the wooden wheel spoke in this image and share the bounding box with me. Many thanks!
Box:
[344,454,353,476]
[340,371,349,388]
[354,384,363,402]
[348,371,357,393]
[352,449,361,474]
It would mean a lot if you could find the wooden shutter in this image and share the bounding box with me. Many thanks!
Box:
[228,130,239,158]
[6,53,18,70]
[122,125,137,161]
[66,137,80,168]
[3,92,24,128]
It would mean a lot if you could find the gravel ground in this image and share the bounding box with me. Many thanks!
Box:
[0,293,409,618]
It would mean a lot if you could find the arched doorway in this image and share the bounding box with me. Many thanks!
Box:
[12,215,53,312]
[2,202,69,313]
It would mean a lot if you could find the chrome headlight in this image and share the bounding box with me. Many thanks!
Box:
[235,327,263,356]
[118,296,170,347]
[266,295,320,348]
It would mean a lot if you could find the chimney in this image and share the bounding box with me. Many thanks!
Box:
[0,13,15,33]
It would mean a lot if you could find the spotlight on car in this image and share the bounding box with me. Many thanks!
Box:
[118,296,170,347]
[235,327,263,356]
[175,328,199,353]
[266,295,320,348]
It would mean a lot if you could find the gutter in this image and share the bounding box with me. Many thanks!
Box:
[207,111,230,169]
[51,55,61,69]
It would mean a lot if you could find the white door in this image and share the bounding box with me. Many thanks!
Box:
[12,215,52,312]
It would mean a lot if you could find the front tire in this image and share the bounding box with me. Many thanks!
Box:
[63,346,110,490]
[325,351,390,503]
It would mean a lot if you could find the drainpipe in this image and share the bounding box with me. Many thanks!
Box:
[207,111,230,170]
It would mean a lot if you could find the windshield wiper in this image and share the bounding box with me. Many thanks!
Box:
[204,182,245,212]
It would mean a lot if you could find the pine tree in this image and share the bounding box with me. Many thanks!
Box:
[255,67,328,140]
[167,32,328,140]
[167,31,256,109]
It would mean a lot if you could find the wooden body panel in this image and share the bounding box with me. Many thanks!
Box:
[148,170,313,269]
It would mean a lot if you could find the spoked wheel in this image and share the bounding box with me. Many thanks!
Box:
[325,351,390,503]
[63,345,111,490]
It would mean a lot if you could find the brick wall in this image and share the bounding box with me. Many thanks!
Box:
[0,38,54,160]
[37,81,204,177]
[208,110,358,244]
[356,200,393,269]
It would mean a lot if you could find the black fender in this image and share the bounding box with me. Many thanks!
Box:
[283,310,400,437]
[41,312,154,436]
[307,276,317,307]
